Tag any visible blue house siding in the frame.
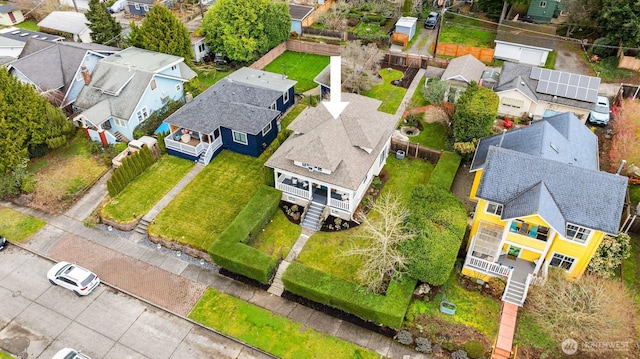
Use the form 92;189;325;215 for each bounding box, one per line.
276;87;295;113
219;117;279;158
291;20;302;35
127;2;150;16
66;53;104;107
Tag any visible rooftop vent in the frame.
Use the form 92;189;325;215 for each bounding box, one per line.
10;30;20;34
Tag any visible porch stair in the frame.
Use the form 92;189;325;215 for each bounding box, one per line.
301;201;324;231
134;217;150;235
502;280;526;306
267;260;289;296
114;131;130;143
198;143;214;165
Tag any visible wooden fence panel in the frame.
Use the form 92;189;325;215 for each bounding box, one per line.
390;138;442;164
435;43;495;63
618;54;640;72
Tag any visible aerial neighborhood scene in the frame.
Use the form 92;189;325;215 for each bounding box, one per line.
2;0;640;357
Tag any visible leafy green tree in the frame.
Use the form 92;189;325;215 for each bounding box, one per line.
127;5;193;65
400;184;467;285
421;78;449;106
201;0;291;62
587;232;631;278
85;0;122;45
598;0;640;48
452;82;498;143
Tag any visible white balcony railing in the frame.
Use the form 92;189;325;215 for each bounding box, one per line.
465;255;513;277
329;198;349;211
165;137;205;156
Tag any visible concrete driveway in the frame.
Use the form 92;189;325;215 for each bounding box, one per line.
0;245;270;359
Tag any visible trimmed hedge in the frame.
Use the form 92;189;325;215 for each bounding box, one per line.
107;146;155;197
429;151;461;190
282;261;417;329
208;185;281;284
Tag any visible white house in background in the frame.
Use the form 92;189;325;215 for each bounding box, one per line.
191;35;210;63
0;3;24;26
494;62;600;121
493;20;556;67
395;17;418;42
265;93;399;230
37;12;92;43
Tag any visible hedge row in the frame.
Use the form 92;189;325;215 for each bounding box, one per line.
107;146;155;197
282;262;416;329
208;185;281;284
429;151;461;190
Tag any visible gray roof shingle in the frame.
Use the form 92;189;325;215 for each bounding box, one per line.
495;21;556;50
441;54;485;84
477;146;627;235
289;4;314;20
37;11;89;35
0;3;18;13
495;62;597;111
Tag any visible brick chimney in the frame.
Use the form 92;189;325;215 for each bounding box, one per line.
81;66;91;85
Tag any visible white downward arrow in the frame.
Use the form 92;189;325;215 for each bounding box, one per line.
322;56;349;119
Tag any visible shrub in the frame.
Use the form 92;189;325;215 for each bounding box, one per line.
587;232;631;278
429;151;461;190
451;349;468;359
453;82;499;143
415;337;432;353
134;100;184;137
396;330;413;345
208;186;281;284
21;175;37;193
464;340;485;359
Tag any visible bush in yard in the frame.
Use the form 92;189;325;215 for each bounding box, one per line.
396;330;413;345
156;132;168;154
453;140;478;163
208;185;281;284
415;337;432;353
464;340;486;359
133;100;184;138
422;77;449;106
401;184;467;285
451;349;468;359
453;82;499;143
428;151;461;190
587;232;631;278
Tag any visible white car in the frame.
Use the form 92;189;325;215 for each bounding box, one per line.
52;348;92;359
588;96;610;126
47;262;100;296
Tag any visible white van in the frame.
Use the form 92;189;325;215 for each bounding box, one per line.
108;0;127;13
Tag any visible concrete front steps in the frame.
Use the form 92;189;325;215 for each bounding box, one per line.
502;280;526;305
301;201;323;231
134;217;150;235
267;260;290;296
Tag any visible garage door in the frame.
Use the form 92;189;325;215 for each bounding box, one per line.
520;48;544;66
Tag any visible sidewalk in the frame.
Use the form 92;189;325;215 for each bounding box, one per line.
2;200;430;359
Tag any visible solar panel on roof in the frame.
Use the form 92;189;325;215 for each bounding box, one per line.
532;68;601;103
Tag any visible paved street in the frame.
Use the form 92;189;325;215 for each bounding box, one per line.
0;244;272;359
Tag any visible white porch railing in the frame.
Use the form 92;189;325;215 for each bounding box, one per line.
200;137;222;165
165;137;205;156
275;175;309;198
329;198;349;211
465;256;513;277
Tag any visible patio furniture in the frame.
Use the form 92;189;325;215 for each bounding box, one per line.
181;134;191;143
529;225;538;238
292;178;298;185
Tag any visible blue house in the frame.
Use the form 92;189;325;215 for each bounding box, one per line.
127;0;168;16
289;4;314;35
163;67;297;164
73;47;197;145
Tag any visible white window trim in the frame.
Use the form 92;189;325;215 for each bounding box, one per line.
175;84;181;92
262;122;272;136
232;130;248;145
137;106;149;122
485;202;503;216
143;4;149;11
548;252;577;272
283;90;289;103
539;1;546;7
113;117;126;127
501;97;524;108
134;3;140;9
563;223;591;245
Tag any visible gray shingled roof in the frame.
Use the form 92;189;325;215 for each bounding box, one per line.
495;21;556;50
289;4;314;20
0;3;18;13
0;28;64;43
265;93;399;190
227;67;297;93
162;78;282;135
37;11;89;35
477;146;627;235
471;112;599;171
441;54;485;84
495;62;597;110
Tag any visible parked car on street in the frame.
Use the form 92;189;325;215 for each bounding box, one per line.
47;262;100;296
0;235;6;251
588;96;611;126
520;15;536;23
52;348;92;359
424;12;439;29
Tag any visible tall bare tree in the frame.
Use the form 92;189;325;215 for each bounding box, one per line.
341;40;383;94
344;194;414;293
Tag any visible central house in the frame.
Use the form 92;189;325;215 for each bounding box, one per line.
265;93;399;230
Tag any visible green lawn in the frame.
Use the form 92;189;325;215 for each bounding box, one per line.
439;14;497;48
263;51;330;93
15;20;38;31
362;69;407;114
297;157;434;281
513;310;560;355
405;271;501;340
351;21;383;35
409;120;448;150
100;155;194;223
407;76;428;109
0;206;46;242
149;151;266;249
621;233;640;343
249;209;301;259
592;56;640;83
189;289;379;359
193;66;233;90
0;351;13;359
544;50;557;69
630;185;640;206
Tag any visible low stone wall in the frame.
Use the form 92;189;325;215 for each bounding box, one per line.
148;235;214;264
100;216;139;232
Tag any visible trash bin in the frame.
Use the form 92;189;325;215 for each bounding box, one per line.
396;150;405;160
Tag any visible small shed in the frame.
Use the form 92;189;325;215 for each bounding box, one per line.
37;11;92;43
289;4;314;35
191;36;210;63
0;3;24;26
395;17;418;42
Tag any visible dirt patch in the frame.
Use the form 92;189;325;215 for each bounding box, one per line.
554;42;594;76
381;62;420;88
450;162;476;215
405;316;491;354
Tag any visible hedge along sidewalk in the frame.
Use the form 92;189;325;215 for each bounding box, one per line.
208;185;282;284
189;288;381;359
100;155;195;224
428;151;461;190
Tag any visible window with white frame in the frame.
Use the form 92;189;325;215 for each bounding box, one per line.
270;103;276;110
565;224;591;244
486;202;503;216
232;130;248;145
549;253;576;271
134;3;140;9
283;90;289;103
262;122;272;136
539;0;546;7
501;97;524;108
136;107;149;122
143;4;149;11
171;65;177;71
113;118;126;127
379;145;387;166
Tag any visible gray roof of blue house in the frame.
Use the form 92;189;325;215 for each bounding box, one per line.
495;62;597;111
227;67;297;93
471;112;599;171
163;74;290;135
477;146;627;235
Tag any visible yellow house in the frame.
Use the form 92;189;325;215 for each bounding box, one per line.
462;112;627;306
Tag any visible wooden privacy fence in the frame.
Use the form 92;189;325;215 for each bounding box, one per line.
384;52;429;69
390;138;442;164
435;43;495;63
618;53;640;72
251;40;340;70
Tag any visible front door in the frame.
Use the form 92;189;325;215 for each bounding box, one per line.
507;245;521;260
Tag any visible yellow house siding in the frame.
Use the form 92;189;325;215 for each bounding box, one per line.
544;230;605;280
462;267;493;282
470;170;483;201
497;89;536;117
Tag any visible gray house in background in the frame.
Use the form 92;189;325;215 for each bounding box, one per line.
289;4;314;35
441;54;485;88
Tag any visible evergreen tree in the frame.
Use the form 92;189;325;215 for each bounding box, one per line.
85;0;122;45
107;178;117;197
127;5;193;65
